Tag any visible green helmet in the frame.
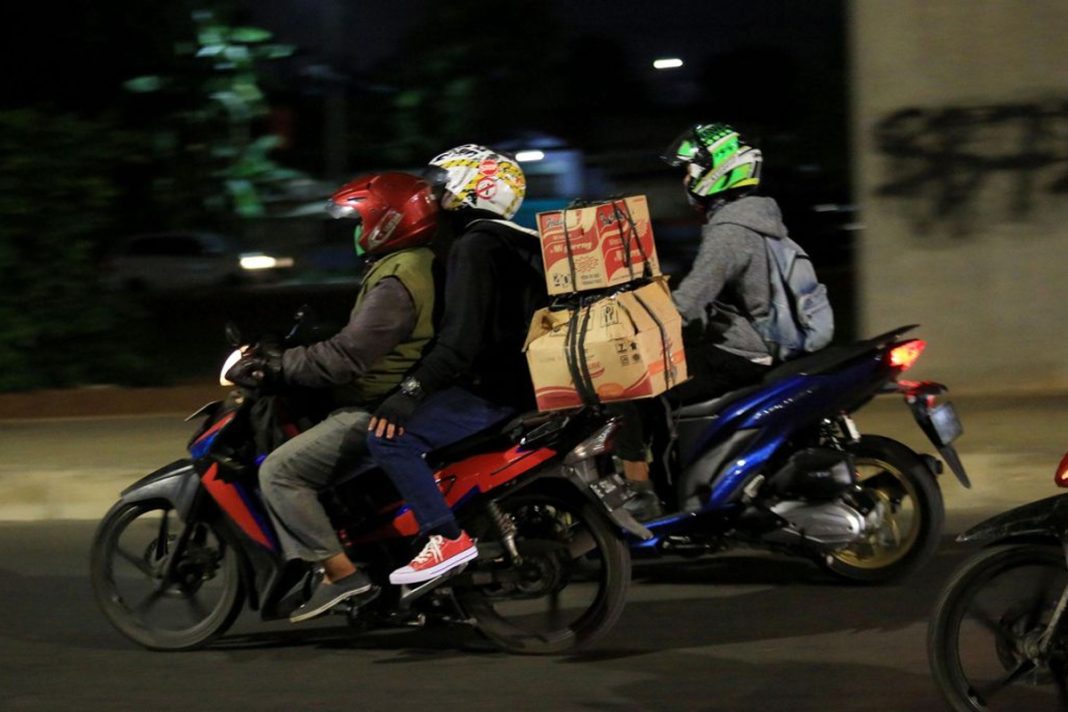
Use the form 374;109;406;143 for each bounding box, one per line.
662;123;762;203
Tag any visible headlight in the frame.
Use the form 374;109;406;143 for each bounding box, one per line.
239;254;295;270
219;348;244;386
564;420;619;465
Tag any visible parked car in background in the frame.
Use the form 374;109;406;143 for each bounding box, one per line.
102;232;295;292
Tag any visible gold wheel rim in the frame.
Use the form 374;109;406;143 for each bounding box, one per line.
831;457;921;569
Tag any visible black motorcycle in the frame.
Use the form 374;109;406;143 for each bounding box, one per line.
928;452;1068;710
90;322;646;655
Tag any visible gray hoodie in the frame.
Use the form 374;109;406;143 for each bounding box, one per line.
672;196;789;363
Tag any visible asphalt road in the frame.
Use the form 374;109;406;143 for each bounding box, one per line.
2;393;1068;710
0;520;983;712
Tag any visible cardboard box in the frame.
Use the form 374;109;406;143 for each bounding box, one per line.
536;196;660;296
523;279;688;412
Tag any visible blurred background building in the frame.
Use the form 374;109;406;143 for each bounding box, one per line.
1;0;1064;392
851;1;1068;391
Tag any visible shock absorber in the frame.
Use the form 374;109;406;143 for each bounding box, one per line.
486;501;522;565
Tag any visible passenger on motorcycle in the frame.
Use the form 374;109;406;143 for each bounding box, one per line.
621;123;827;515
226;172;440;622
366;144;547;586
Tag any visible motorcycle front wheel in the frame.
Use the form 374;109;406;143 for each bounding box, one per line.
928;544;1068;711
90;499;244;651
824;435;944;583
458;491;630;655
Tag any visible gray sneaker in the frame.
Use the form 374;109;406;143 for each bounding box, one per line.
289;570;375;623
625;490;664;521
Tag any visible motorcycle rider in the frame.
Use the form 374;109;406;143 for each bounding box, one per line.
366;144;546;585
663;122;782;398
622;123;824;514
226;172;439;622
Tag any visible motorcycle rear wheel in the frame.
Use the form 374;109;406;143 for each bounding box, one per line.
90;500;244;651
928;544;1068;711
459;492;630;655
824;435;944;583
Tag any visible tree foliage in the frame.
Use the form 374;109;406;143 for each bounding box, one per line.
377;0;570;164
126;8;300;220
0;111;150;390
0;4;302;391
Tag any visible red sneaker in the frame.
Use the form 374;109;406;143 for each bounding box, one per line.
389;531;478;585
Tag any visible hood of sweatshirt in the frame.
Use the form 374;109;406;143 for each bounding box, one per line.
707;196;789;239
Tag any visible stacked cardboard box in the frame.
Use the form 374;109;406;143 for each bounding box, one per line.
536;196;660;295
524;197;688;412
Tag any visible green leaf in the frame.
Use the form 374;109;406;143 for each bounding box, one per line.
232;79;264;105
230;27;273;43
249;134;281;153
124;76;164;93
196;44;225;58
210;145;240;159
257;44;295;60
197;26;226;46
226;178;264;217
209;90;250;120
223;45;251;63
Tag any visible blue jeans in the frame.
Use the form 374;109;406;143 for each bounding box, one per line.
367;387;516;534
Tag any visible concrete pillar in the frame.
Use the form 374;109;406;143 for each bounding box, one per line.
850;1;1068;391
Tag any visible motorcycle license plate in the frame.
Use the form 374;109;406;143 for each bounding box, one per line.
928;401;963;446
588;473;633;511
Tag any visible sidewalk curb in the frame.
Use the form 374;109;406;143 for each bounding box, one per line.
3;381;1068;422
0;383;230;421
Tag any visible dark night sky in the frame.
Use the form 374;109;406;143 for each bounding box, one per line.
246;0;843;76
2;1;844;129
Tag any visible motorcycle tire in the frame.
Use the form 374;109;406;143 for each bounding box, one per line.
824;435;944;583
90;499;244;651
928;543;1068;711
459;492;630;655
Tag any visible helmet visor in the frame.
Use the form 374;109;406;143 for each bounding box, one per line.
661;127;706;167
326;200;358;219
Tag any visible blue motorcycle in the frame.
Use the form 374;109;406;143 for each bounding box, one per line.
632;324;968;583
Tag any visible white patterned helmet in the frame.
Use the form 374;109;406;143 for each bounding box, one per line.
424;144;526;219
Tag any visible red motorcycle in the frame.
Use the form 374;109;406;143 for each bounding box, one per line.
90;326;645;655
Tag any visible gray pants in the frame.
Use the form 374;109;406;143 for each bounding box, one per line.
259;407;372;562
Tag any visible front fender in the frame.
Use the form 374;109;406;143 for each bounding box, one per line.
120;459;201;521
958;494;1068;545
560;463;653;541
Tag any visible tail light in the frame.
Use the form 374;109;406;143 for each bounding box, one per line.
888;339;926;371
1055;451;1068;488
564;420;619;465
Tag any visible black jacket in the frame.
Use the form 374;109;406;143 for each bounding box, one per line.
409;217;546;410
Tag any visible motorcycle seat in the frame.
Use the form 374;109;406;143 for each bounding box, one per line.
424;411;546;468
761;342;871;382
675;384;765;418
760;324;917;382
674;326;919;420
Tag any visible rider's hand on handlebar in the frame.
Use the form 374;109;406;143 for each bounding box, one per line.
224;345;283;390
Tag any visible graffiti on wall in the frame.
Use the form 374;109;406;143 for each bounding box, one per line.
874;101;1068;235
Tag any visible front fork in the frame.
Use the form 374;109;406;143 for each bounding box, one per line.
1037;539;1068;656
158;487;209;590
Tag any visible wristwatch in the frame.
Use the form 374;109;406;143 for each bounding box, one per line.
399;376;425;400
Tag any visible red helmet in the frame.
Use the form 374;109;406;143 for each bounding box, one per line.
326;172;439;256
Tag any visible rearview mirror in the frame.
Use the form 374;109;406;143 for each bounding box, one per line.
225;322;242;347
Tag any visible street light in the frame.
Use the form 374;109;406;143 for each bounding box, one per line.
515;150;545;162
653;58;684;70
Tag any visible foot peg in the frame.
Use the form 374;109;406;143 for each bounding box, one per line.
398;563;469;608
